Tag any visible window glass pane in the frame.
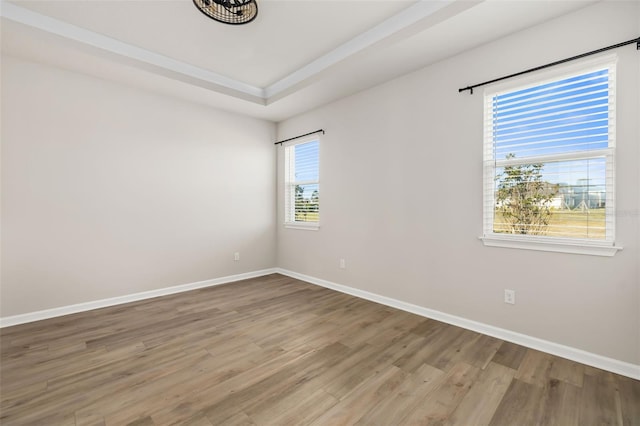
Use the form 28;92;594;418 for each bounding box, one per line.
492;69;609;160
285;138;320;225
295;141;319;181
493;158;606;239
485;63;615;247
293;183;319;222
494;69;608;105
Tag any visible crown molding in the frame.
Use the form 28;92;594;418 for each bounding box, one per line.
0;0;266;102
1;0;469;106
263;0;457;100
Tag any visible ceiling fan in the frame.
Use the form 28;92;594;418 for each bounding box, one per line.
193;0;258;25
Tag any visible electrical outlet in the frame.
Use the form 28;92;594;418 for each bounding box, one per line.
339;258;346;269
234;252;240;261
504;289;515;304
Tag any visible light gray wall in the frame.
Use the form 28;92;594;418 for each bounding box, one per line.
1;56;277;317
277;1;640;365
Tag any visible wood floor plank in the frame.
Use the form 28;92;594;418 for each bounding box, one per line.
398;362;481;425
392;326;458;373
324;331;427;399
181;415;215;426
488;378;544;426
451;334;504;371
413;326;469;371
615;373;640;425
126;416;156;426
514;348;554;387
579;372;621;426
252;388;338;426
364;311;427;347
354;363;446;426
0;380;48;408
1;274;637;425
7;348;212;424
492;341;527;370
309;364;407;425
101;345;289;425
444;361;515;426
549;356;585;388
244;343;378;424
201;342;352;423
408;318;448;339
148;344;317;425
218;411;256;426
75;409;106;426
46;339;196;393
428;329;482;370
538;379;581;426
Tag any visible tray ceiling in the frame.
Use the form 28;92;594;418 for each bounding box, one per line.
1;0;596;121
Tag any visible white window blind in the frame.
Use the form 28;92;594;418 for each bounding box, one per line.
284;139;319;227
483;58;619;254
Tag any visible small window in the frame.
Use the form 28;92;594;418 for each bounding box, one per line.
482;57;620;256
284;138;319;229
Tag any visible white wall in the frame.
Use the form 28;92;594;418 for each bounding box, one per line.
277;1;640;365
1;56;276;317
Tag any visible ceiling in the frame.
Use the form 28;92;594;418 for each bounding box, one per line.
1;0;596;122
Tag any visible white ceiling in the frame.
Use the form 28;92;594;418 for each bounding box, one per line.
1;0;596;122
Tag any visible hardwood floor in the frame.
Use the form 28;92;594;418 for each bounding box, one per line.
1;274;638;425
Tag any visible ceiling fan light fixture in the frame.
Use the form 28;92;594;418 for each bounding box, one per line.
193;0;258;25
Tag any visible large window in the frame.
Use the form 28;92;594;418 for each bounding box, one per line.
284;138;319;229
482;57;620;256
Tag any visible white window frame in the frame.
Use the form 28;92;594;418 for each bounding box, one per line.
283;136;320;230
480;55;622;256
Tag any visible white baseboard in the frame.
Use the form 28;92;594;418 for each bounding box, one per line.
0;268;277;328
275;268;640;381
3;267;637;380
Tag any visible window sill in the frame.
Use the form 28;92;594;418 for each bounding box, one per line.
284;222;320;231
480;235;622;257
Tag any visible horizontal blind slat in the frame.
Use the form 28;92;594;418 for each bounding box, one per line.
484;64;614;242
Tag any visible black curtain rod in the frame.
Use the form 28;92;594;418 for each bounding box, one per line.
459;37;640;94
274;129;325;145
